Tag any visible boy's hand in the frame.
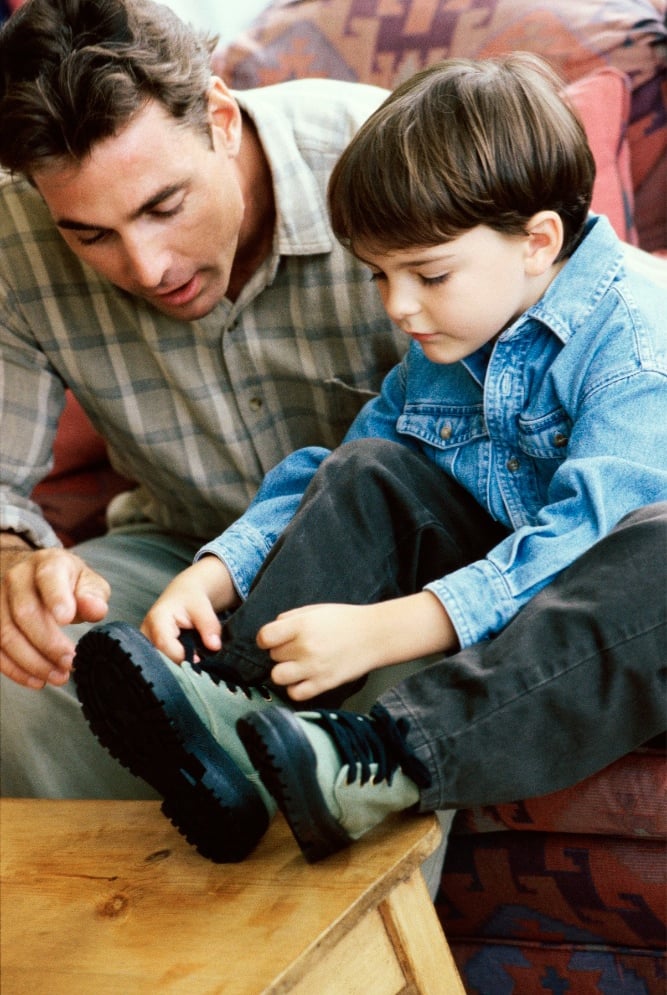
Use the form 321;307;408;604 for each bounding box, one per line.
141;556;238;663
257;603;381;701
257;592;459;701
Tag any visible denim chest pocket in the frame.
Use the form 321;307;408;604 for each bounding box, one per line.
397;405;487;451
516;408;572;459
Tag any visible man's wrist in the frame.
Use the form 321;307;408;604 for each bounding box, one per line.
0;530;39;551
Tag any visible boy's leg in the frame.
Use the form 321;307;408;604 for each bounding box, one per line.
0;528;198;798
215;438;508;691
384;501;667;811
238;503;666;861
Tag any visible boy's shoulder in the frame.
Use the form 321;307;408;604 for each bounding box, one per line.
621;243;667;294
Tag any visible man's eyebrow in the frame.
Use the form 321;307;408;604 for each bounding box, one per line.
55;183;185;232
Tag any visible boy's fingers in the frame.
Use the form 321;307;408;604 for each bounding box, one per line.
256;617;292;649
270;660;304;687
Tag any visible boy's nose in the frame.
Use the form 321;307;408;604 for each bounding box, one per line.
384;284;421;326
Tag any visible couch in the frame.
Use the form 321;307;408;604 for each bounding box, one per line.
25;1;667;992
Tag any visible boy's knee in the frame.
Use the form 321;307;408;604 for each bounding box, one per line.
325;438;411;479
616;501;667;533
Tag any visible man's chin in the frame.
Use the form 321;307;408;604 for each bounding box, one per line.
147;280;226;321
151;295;218;321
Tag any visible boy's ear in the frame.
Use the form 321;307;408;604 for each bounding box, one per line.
524;211;564;275
206;76;243;156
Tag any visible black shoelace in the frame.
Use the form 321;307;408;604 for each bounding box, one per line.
310;704;431;790
179;628;272;700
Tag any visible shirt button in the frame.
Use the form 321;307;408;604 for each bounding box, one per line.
249;396;263;412
440;423;453;440
506;457;520;472
553;432;568;448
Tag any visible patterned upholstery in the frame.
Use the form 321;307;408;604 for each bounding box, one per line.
439;738;666;993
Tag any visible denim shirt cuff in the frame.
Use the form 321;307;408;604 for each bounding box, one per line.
195;522;276;601
425;560;517;648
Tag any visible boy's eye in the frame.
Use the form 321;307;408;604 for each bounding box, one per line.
420;272;449;286
368;270;386;282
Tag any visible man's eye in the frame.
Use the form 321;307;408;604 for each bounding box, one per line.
151;200;184;219
77;230;109;246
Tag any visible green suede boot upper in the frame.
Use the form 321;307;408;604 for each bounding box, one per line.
164;655;278;817
237;704;432;862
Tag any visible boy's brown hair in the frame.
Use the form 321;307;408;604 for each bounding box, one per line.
0;0;217;177
328;53;595;261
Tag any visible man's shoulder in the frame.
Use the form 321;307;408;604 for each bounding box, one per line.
236;78;388;142
0;169;53;235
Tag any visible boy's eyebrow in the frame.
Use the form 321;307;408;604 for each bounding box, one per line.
55;183;185;232
356;250;456;268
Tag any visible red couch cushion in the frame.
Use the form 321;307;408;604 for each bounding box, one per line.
31;391;132;547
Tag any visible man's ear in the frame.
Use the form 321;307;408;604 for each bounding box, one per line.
524;211;564;275
207;76;243;156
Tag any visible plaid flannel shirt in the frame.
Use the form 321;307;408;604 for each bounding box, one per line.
0;79;405;546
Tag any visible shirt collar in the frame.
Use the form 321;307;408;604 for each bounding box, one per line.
518;214;624;345
234;87;333;258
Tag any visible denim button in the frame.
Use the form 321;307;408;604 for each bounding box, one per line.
553;432;568;448
506;457;520;472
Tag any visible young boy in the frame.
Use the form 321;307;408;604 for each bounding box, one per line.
73;54;666;865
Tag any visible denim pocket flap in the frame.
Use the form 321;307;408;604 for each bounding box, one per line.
517;408;572;458
397;405;487;450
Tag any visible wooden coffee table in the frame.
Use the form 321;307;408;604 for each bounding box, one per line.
1;799;464;994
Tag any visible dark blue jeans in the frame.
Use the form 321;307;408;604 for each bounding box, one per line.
218;439;666;811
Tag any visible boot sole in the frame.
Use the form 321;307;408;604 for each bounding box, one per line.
237;709;351;863
73;622;269;862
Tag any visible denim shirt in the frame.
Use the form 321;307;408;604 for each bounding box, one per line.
199;216;667;647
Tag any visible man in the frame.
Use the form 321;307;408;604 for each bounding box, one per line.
0;0;405;798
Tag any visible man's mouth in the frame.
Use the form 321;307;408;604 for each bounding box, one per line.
153;273;201;307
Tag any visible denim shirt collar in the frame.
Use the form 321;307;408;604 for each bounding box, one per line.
503;214;624;347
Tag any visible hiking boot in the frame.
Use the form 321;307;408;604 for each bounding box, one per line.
237;704;431;863
73;621;277;862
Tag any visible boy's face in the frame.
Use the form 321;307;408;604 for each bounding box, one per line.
356;226;543;364
32;90;245;321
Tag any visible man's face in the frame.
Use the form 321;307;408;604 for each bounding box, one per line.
33;90;245;320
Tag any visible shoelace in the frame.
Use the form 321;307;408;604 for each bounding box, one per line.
179;628;272;701
310;704;431;790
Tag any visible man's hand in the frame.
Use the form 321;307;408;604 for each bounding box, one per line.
0;546;110;689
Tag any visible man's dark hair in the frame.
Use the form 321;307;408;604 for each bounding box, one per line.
0;0;218;176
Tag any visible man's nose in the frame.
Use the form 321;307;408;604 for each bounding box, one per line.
122;231;170;288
